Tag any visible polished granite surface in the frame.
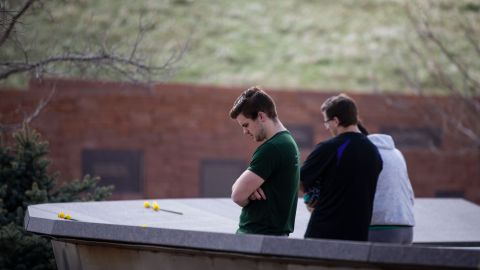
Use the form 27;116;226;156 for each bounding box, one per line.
25;198;480;269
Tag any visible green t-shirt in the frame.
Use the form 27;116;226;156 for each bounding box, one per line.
237;130;300;235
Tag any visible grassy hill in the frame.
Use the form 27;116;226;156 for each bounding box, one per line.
2;0;479;93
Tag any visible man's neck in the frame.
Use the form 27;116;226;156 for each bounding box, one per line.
265;119;286;140
336;124;360;135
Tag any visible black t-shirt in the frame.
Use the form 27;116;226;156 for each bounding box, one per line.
301;132;383;241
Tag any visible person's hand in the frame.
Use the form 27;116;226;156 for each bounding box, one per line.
303;187;320;212
305;198;317;213
249;187;266;201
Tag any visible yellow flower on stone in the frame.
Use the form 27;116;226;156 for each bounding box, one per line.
144;201;151;208
65;215;72;220
152;202;160;211
58;212;65;219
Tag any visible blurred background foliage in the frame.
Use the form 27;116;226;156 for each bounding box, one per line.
1;0;479;93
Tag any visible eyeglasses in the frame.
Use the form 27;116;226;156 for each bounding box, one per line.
323;118;334;128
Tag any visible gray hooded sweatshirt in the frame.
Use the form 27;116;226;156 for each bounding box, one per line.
368;134;415;226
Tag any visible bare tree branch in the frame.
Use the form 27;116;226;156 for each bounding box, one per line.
460;14;480;57
421;24;480;96
129;16;151;62
399;1;480;146
23;84;55;123
393;50;422;95
1;0;191;86
0;40;187;82
0;0;36;47
0;1;189;132
0;84;56;133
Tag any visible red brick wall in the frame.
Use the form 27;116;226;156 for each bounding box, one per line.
1;79;479;203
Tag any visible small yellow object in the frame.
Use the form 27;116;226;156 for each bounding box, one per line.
144;201;151;208
152;202;160;211
58;212;65;219
142;224;148;227
65;215;72;220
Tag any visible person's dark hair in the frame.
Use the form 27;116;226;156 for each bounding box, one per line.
320;94;358;127
229;86;278;120
357;122;369;135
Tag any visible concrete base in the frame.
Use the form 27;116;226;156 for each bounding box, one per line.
51;239;412;270
25;198;480;269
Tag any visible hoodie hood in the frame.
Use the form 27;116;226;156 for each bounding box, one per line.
368;134;395;150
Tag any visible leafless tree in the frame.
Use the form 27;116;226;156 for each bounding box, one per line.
396;1;480;147
0;0;188;132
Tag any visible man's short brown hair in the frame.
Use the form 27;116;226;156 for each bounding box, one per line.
229;86;278;120
321;94;358;127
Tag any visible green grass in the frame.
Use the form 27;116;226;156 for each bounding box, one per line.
1;0;479;93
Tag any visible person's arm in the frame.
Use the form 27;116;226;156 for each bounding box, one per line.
231;170;265;207
300;142;335;191
249;187;266;201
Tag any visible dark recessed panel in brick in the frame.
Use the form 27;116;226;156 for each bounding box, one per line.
435;190;465;199
379;127;442;149
287;124;314;149
82;149;143;193
200;160;246;198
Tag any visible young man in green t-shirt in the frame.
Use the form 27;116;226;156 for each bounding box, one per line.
229;86;300;236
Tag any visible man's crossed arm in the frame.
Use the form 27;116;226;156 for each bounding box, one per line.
231;170;266;207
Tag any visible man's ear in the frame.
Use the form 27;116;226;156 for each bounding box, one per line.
258;111;266;121
333;116;340;126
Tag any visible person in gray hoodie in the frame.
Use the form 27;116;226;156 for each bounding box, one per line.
367;133;415;244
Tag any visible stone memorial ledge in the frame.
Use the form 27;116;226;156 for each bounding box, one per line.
25;198;480;270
